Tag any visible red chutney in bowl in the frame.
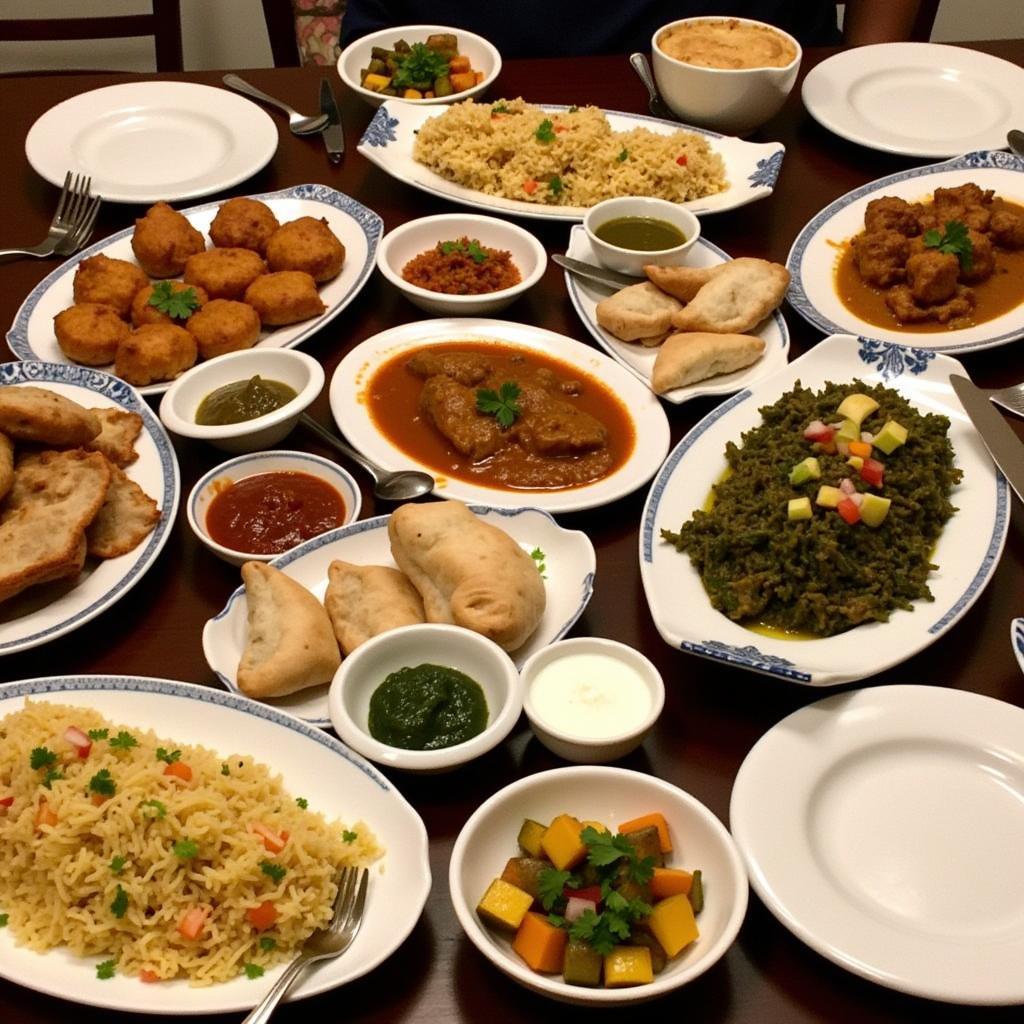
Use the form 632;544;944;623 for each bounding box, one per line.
206;471;346;555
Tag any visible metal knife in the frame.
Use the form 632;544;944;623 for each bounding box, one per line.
950;373;1024;503
319;78;344;163
552;254;641;291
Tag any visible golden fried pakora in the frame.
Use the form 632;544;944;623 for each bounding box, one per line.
131;281;209;327
244;271;326;326
265;217;345;282
54;303;130;366
114;323;197;387
72;254;149;319
209;197;280;255
130;201;206;278
184;247;267;300
186;299;261;359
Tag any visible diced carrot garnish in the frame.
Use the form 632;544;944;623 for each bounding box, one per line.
246;900;279;931
676;154;688;166
35;800;58;830
0;795;14;809
177;906;209;940
522;179;539;195
848;440;872;458
91;793;107;807
139;969;160;983
164;762;193;783
474;70;484;84
449;71;476;93
448;55;470;74
250;822;288;853
651;866;694;899
618;812;672;853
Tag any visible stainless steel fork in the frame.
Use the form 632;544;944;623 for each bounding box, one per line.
0;172;100;260
241;866;368;1024
983;383;1024;419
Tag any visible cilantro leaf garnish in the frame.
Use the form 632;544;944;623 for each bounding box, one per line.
568;104;579;113
439;237;489;264
0;913;9;927
89;769;116;798
548;175;564;196
140;799;166;819
259;936;277;951
617;148;629;162
96;959;117;980
466;239;488;263
30;746;57;771
110;856;127;875
109;731;138;751
581;826;655;884
147;281;200;321
392;41;448;91
244;962;265;979
530;547;547;577
260;860;286;883
295;797;308;810
87;728;109;741
221;763;230;776
156;747;181;764
923;219;974;271
42;768;64;790
173;839;198;859
342;829;358;844
535;118;556;143
491;102;509;114
475;381;521;429
110;884;128;919
537;868;574;912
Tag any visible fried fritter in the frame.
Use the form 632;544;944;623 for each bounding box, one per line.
86;463;160;559
243;271;326;326
0;432;12;502
186;299;261;359
131;201;206;278
209;197;280;255
53;302;130;366
86;408;144;468
184;247;267;300
265;217;345;282
115;324;197;387
0;385;100;446
131;281;209;327
72;254;149;319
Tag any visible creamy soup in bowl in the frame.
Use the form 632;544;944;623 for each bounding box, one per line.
657;18;797;70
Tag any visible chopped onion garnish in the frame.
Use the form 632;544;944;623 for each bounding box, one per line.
564;896;597;923
861;431;874;443
839;478;856;495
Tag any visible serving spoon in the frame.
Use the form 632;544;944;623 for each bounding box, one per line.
1008;130;1024;158
629;52;678;122
299;414;434;502
222;74;328;136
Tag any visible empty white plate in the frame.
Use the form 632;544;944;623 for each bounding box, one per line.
730;684;1024;1004
25;82;278;203
802;43;1024;158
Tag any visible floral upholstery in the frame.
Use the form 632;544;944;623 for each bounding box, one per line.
291;0;347;66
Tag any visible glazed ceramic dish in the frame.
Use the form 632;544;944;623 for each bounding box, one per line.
639;334;1009;686
0;675;431;1015
731;684;1024;1004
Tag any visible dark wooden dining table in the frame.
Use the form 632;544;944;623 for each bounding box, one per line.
2;39;1023;1024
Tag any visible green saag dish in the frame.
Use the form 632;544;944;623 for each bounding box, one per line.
661;380;961;637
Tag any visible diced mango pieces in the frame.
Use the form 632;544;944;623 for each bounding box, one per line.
860;493;891;527
476;878;533;932
650;866;694;900
815;485;843;508
512;912;567;973
648;893;700;958
617;812;672;854
517;818;546;858
789;457;821;485
362;72;391;92
579;819;609;835
846;455;864;471
788;496;812;521
541;814;587;871
603;946;654;988
874;419;908;454
835;417;860;443
837;393;879;426
563;939;603;987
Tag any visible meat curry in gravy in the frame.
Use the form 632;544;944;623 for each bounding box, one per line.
367;342;635;491
835;183;1024;332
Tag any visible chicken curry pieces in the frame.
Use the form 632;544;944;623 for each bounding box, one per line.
368;343;634;490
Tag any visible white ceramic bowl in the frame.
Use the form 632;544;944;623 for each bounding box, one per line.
652;17;801;135
521;638;665;763
158;348;324;453
376;213;547;316
338;25;501;108
186;449;362;566
449;765;749;1005
328;623;523;772
583;197;700;277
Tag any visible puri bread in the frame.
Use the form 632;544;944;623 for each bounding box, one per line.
86;408;143;468
115;323;197;387
0;385;100;446
244;271;325;326
85;463;160;559
186;299;261;359
670;258;790;334
388;499;545;652
54;303;130;365
651;332;766;393
0;433;12;502
131;281;208;327
324;561;426;655
72;254;149;319
237;561;341;699
644;263;724;302
130;201;205;278
595;282;683;342
265;217;345;282
209;197;280;255
184;247;267;300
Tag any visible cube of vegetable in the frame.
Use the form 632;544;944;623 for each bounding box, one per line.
788;497;812;521
848;440;872;458
688;869;704;914
860;493;891;527
563;939;603;987
512;912;567;973
477;878;534;932
500;857;549;902
789;457;821;485
846;455;864;471
541;814;587;871
835;417;860;443
629;927;668;973
618;813;672;853
648;893;700;958
362;73;392;92
579;819;609;835
815;485;843;508
450;71;477;93
619;824;665;867
517;818;547;859
836;496;862;525
874;419;908;455
604;946;654;987
650;866;693;900
448;54;471;74
837;393;879;426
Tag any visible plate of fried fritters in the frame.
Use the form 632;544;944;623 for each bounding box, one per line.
7;184;383;396
0;361;178;655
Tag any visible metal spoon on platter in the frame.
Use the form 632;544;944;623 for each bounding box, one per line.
1008;130;1024;158
629;52;678;122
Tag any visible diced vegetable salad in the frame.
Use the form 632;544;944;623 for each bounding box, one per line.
476;811;703;988
359;34;484;99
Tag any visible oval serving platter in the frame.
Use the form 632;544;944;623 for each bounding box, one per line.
639;334;1009;686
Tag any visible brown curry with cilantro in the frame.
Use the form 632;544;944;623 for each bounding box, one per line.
366;342;634;491
401;237;522;295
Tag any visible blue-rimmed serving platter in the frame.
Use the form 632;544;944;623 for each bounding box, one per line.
0;361;179;655
7;184;383;396
639;334;1009;687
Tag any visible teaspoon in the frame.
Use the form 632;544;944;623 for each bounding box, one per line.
1008;130;1024;158
299;414;434;502
629;52;677;122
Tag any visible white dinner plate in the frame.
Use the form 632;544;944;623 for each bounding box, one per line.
730;684;1024;1004
203;505;597;727
7;184;383;397
0;676;430;1015
639;334;1009;687
25;82;278;203
801;43;1024;158
564;224;790;404
357;100;785;221
786;150;1024;354
0;362;178;656
329;318;671;513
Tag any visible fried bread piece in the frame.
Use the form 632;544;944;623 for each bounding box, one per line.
324;561;426;655
595;282;683;342
644;263;724;302
0;386;100;446
670;258;789;334
86;464;159;559
0;432;13;502
652;332;765;394
85;408;144;468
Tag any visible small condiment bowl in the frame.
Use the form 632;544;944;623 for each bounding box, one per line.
376;213;547;316
583;196;700;277
651;17;801;135
520;637;665;763
337;24;502;108
158;348;324;454
449;765;749;1005
187;449;361;566
328;623;523;773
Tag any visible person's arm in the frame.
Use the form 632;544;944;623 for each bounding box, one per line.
842;0;923;45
